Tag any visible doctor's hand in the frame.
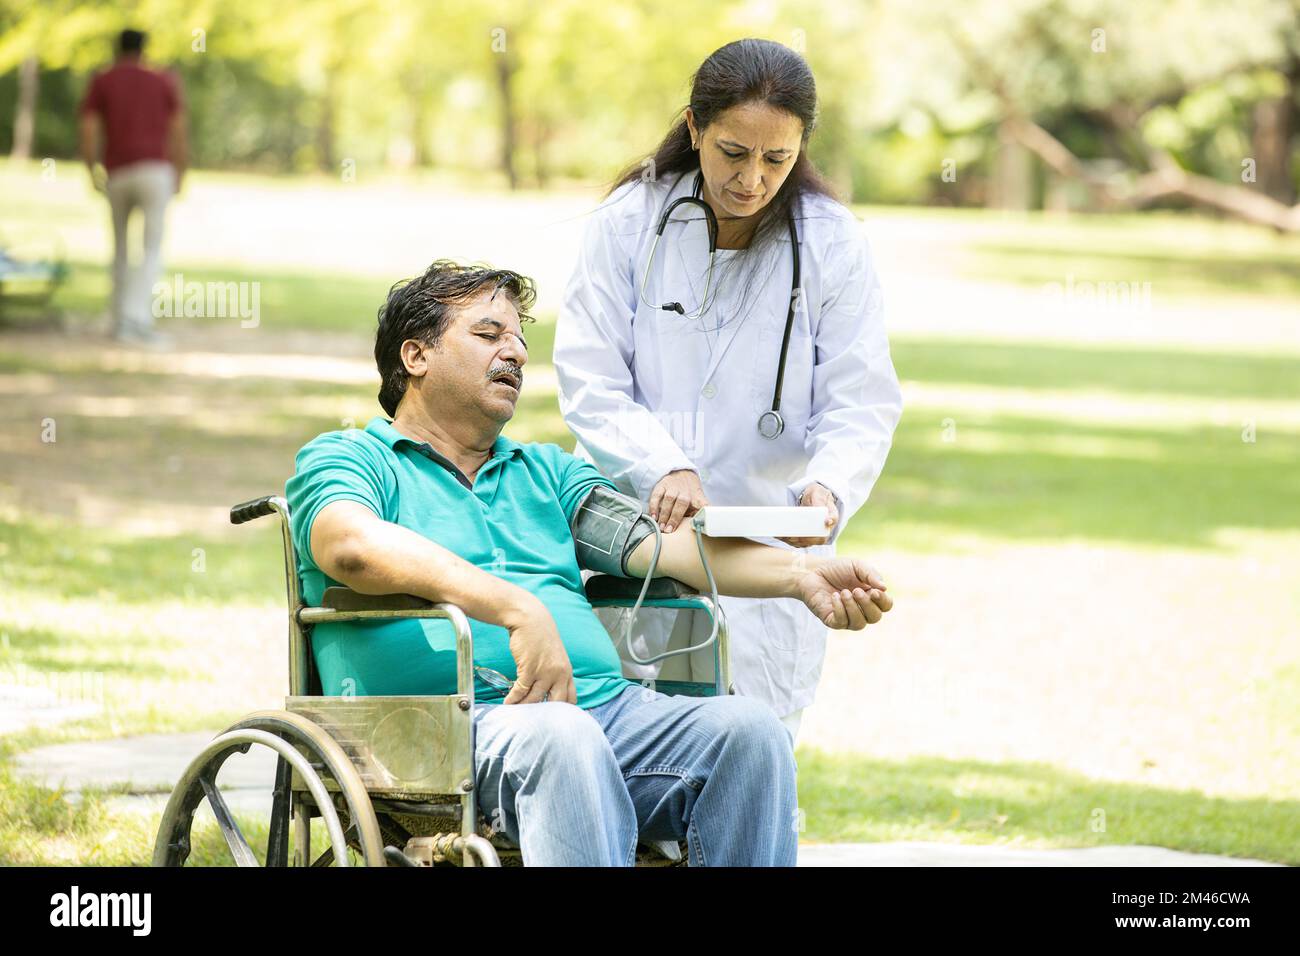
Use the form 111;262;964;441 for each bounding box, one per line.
779;482;839;548
649;469;709;533
502;595;577;705
795;557;892;630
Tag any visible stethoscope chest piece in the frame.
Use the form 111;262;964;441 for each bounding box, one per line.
757;409;785;440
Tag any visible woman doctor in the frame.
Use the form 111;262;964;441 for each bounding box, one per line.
554;38;903;740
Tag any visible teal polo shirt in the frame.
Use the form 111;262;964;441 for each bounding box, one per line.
285;417;633;709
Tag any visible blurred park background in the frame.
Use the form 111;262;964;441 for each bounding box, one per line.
1;0;1298;864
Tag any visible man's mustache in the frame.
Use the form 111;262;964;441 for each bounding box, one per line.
488;363;524;389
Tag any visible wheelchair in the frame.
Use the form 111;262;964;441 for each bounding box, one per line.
152;494;732;867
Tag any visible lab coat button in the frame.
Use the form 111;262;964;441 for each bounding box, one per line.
702;384;717;399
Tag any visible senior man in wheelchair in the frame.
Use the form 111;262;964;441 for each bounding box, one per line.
285;259;892;867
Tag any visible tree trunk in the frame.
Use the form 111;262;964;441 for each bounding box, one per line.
11;55;39;161
990;119;1033;210
1250;60;1297;205
317;59;341;174
532;120;550;189
411;92;433;167
495;51;518;190
1004;113;1300;232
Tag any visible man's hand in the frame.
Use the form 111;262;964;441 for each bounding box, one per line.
779;482;839;547
649;468;708;532
88;164;108;194
502;595;577;705
795;557;892;629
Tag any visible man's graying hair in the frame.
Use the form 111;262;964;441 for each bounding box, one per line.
374;260;536;417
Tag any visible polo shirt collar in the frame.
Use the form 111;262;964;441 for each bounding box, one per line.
365;417;523;461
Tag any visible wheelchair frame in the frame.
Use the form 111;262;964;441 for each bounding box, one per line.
152;494;732;867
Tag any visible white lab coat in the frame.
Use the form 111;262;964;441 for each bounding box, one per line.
553;171;903;717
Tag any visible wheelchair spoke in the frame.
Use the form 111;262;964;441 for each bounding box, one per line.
199;775;259;867
310;845;334;868
311;823;359;867
265;756;292;867
154;719;380;867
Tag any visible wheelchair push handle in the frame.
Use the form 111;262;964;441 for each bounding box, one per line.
230;495;283;525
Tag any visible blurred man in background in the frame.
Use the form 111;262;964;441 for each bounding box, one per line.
78;29;187;347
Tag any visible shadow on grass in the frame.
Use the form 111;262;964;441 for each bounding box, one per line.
1;353;570;539
3;390;1295;561
8;259;389;336
5;308;1298;554
960;242;1300;300
855;412;1300;549
892;338;1300;402
0;518;284;604
797;750;1299;864
0;623;176;678
11;259;563;355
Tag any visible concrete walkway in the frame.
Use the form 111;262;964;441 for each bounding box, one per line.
10;731;1284;866
14;732;278;817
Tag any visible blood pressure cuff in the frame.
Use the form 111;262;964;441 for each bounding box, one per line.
570;484;656;578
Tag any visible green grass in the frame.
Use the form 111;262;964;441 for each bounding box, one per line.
4;257;393;334
3;255;568;344
0;758;281;866
10;336;1295;557
2;167;1298;865
2;350;1296;862
865;410;1300;551
0;515;283;605
797;751;1300;865
960;238;1300;301
892;338;1300;402
854;204;1300;301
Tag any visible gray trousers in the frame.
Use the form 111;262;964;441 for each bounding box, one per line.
106;160;174;333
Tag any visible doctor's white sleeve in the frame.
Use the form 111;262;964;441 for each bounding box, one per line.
554;209;697;502
787;222;903;546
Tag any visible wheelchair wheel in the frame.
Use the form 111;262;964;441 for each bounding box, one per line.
152;710;386;867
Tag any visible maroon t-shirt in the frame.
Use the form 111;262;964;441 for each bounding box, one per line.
80;60;182;172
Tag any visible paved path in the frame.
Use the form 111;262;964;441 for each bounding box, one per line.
10;732;1284;866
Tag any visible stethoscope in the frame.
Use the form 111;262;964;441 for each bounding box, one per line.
638;171;801;440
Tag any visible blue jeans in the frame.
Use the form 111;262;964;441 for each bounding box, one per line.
472;684;798;866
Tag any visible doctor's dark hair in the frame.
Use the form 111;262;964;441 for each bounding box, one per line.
373;260;537;417
608;37;835;247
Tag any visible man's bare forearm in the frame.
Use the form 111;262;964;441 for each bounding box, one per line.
625;523;810;599
169;113;188;176
79;114;99;169
310;501;537;629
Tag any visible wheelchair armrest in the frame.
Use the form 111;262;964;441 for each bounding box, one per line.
584;575;697;603
318;587;432;612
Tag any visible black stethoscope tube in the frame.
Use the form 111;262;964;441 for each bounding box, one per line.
645;171;801;439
